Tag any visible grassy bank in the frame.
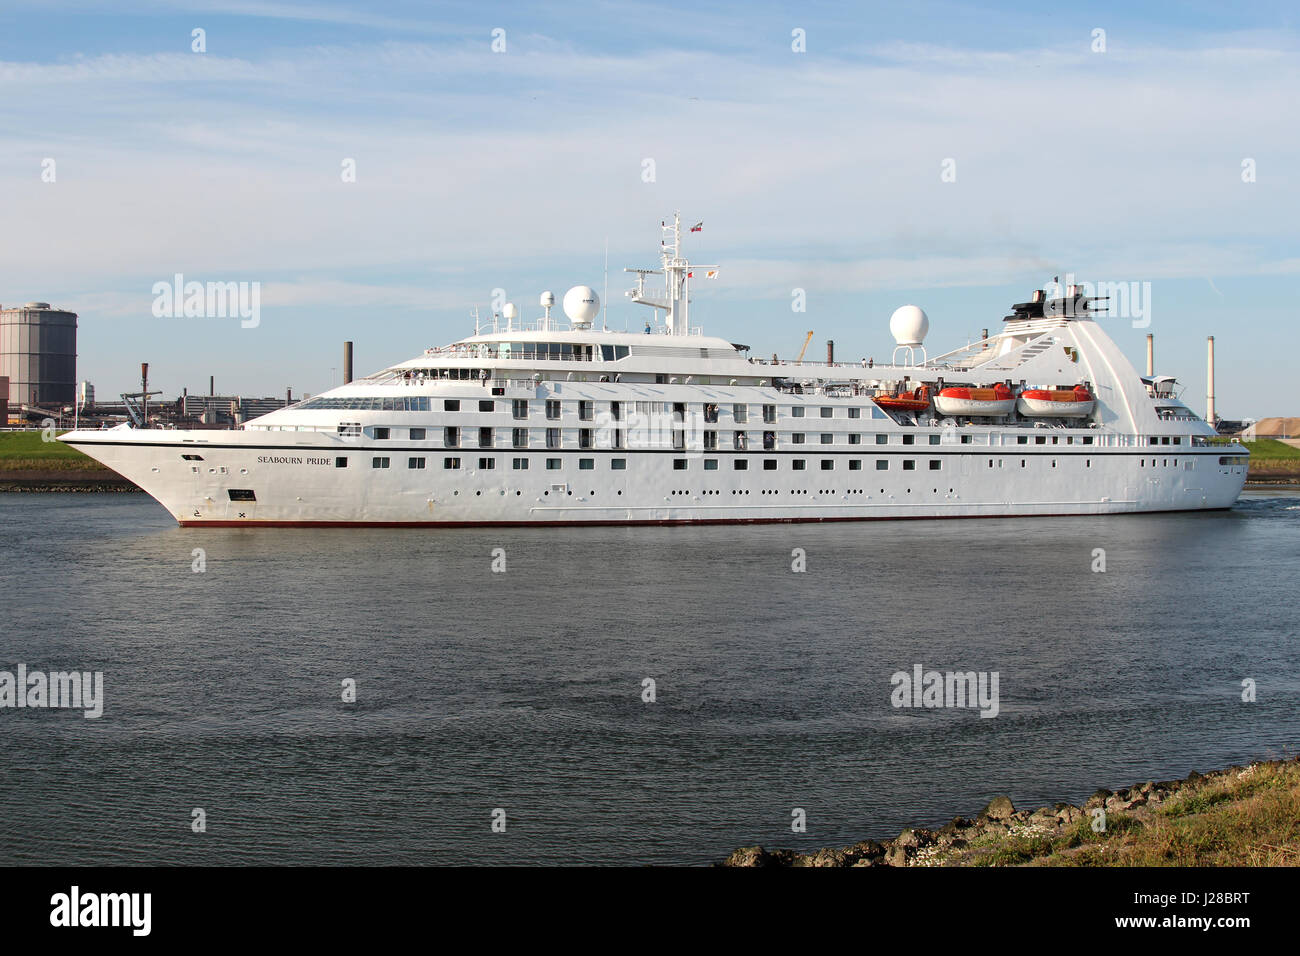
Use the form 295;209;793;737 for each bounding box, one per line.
722;757;1300;867
1241;439;1300;478
0;431;102;471
1241;438;1300;461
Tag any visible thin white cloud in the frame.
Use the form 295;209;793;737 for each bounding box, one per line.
2;31;1297;301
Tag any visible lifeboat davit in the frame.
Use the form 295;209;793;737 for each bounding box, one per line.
1016;385;1095;418
874;385;932;413
933;384;1014;417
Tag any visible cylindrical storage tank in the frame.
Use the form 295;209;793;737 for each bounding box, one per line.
0;303;78;407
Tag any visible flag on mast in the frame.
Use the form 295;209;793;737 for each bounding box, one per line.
690;221;703;232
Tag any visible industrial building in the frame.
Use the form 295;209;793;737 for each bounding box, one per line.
0;301;78;411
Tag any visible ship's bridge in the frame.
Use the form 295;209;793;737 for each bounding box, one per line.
387;329;744;371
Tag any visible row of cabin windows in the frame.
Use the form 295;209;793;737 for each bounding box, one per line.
1015;435;1097;446
347;429;1115;455
362;409;1107;447
672;459;937;471
406;400;883;423
356;427;1057;449
345;455;1153;472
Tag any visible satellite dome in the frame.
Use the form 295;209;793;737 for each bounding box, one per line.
502;302;518;320
563;286;600;326
889;305;929;347
539;291;555;308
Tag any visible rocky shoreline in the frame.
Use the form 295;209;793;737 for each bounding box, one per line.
722;756;1300;867
0;468;140;492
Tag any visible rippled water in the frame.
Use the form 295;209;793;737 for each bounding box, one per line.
1;491;1297;864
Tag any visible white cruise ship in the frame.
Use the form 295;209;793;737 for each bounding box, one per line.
62;214;1249;526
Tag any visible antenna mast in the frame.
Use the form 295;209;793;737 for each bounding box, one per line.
626;211;715;336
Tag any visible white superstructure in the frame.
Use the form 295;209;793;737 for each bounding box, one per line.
62;214;1249;526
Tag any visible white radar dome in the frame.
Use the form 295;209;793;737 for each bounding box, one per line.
540;291;555;308
502;302;518;320
563;285;600;326
889;305;929;347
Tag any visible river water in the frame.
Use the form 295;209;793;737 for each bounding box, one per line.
1;491;1297;864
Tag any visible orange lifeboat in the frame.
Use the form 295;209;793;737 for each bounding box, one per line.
933;383;1014;417
1016;385;1095;418
874;385;932;413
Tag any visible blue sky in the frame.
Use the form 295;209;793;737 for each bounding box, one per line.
1;0;1296;418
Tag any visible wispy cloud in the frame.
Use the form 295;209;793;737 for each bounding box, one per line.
1;4;1296;408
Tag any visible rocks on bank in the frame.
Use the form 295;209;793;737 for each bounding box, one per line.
721;757;1300;867
0;468;139;492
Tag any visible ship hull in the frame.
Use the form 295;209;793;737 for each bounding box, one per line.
60;430;1250;526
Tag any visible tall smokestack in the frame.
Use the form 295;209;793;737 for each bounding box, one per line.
1207;336;1216;426
141;363;149;426
209;375;214;397
826;340;834;364
981;329;988;341
344;341;354;385
1146;334;1154;376
286;387;292;406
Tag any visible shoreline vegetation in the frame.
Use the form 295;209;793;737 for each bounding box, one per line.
0;432;1297;491
722;757;1300;867
0;432;138;491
